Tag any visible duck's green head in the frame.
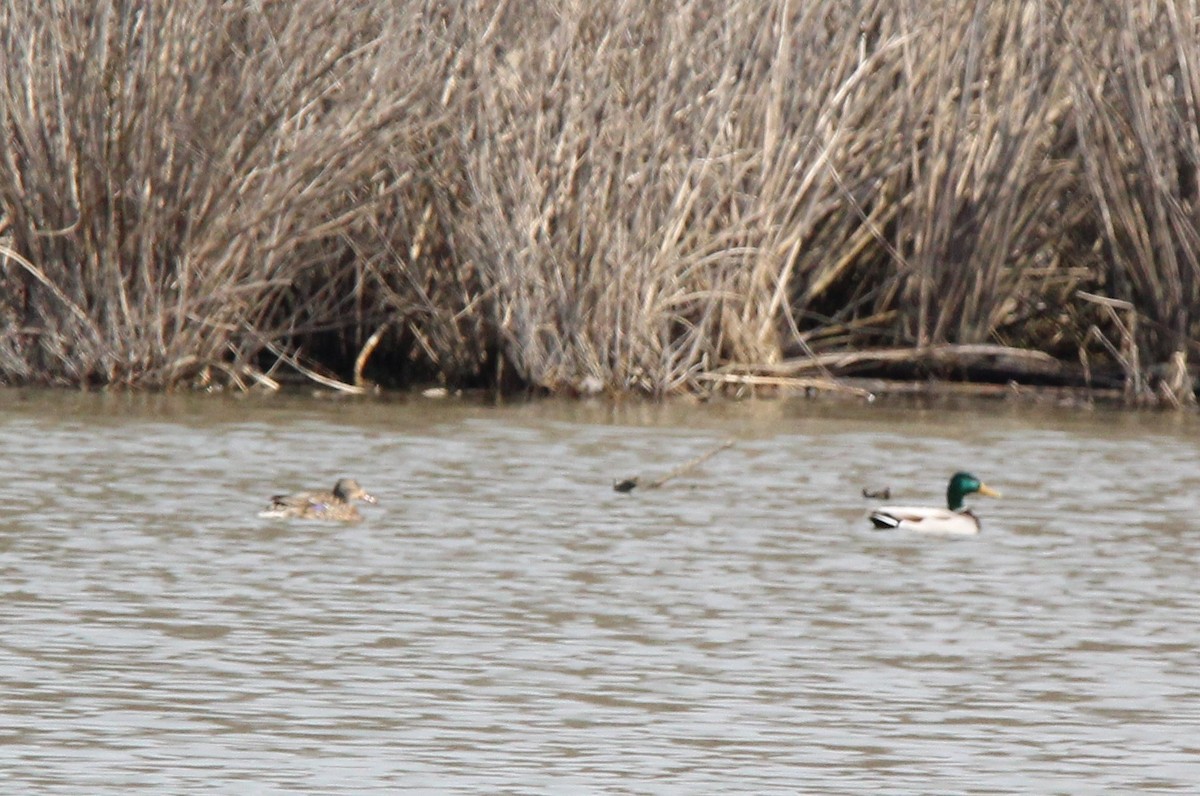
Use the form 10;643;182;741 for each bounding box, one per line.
947;471;1001;511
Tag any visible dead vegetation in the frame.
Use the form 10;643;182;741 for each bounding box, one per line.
0;0;1196;405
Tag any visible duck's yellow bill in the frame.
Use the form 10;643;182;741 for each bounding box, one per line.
978;483;1002;498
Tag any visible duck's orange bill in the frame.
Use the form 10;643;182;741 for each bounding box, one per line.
978;483;1002;498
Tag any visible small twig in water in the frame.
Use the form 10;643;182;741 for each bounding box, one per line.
613;439;735;493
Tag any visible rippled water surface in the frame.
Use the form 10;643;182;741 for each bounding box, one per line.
1;390;1198;793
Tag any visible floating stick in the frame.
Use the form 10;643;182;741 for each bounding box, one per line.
614;439;735;493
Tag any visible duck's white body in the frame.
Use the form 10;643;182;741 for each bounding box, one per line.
868;505;981;535
867;472;999;535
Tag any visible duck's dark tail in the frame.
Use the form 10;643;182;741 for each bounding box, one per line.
868;511;901;529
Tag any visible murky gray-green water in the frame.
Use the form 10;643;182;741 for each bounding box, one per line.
0;389;1197;793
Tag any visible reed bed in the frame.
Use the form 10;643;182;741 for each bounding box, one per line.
0;0;1196;404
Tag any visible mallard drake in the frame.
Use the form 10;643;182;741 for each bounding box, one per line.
259;478;378;522
868;472;1000;535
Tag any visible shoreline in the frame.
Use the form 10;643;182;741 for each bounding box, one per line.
0;372;1191;413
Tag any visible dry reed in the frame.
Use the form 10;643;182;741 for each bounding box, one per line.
0;0;1196;404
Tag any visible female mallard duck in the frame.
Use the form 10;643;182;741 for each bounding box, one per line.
868;472;1000;535
259;478;378;522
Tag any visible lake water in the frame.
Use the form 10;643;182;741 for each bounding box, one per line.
0;389;1197;793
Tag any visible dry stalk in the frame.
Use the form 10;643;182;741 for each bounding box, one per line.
614;439;735;493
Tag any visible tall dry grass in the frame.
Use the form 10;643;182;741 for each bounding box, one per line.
0;0;1196;402
1065;1;1200;401
0;0;451;387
